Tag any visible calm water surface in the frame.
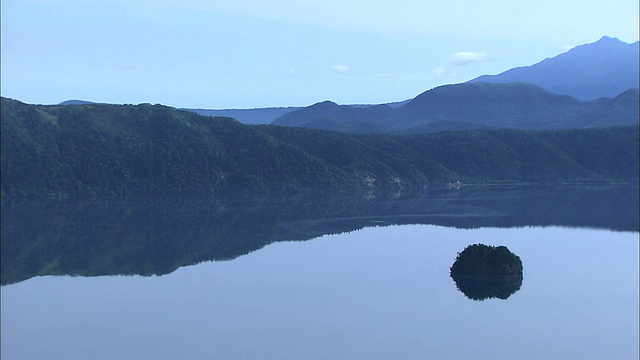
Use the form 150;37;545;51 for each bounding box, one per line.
2;186;638;359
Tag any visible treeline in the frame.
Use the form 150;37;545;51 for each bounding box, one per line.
1;97;638;197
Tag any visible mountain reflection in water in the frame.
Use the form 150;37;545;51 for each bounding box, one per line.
1;184;637;285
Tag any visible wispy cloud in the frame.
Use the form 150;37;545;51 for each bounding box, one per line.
432;65;457;81
331;64;350;75
448;51;487;65
433;50;487;82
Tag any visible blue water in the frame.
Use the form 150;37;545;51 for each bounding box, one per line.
2;224;638;360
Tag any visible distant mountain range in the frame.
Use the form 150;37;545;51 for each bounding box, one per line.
271;36;639;134
272;83;638;133
58;36;638;131
184;107;303;125
470;36;639;101
179;100;410;125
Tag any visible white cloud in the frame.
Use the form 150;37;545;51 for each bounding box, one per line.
448;51;488;65
331;64;350;75
432;66;449;80
433;51;487;82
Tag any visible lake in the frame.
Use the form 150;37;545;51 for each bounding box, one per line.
1;184;638;359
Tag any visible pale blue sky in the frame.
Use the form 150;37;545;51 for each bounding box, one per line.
1;0;638;108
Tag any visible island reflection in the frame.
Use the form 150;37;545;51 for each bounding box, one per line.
1;184;637;285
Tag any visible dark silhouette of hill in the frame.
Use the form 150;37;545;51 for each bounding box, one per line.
272;82;639;133
470;36;639;101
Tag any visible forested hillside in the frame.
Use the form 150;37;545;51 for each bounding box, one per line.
1;97;637;197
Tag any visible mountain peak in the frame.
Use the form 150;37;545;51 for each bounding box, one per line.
312;100;338;107
469;36;639;101
595;35;623;43
568;35;632;53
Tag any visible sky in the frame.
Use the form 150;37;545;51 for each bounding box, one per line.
1;0;638;109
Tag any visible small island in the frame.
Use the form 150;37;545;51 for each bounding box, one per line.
450;244;523;300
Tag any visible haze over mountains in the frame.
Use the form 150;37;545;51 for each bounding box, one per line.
178;36;638;128
186;107;303;125
58;36;638;131
271;36;639;134
273;83;638;133
470;36;639;101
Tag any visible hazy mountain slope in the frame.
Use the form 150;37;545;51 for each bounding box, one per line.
272;36;639;134
577;89;640;128
59;102;302;125
184;107;302;125
470;36;639;101
389;82;585;130
272;82;639;133
272;101;394;132
59;100;98;106
183;101;407;125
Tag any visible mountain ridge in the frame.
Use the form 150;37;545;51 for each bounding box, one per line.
271;82;639;133
271;36;639;134
469;36;639;101
56;37;637;126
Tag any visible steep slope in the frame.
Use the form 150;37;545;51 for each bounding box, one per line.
470;36;639;101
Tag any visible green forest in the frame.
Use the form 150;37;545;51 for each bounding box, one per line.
1;97;638;197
